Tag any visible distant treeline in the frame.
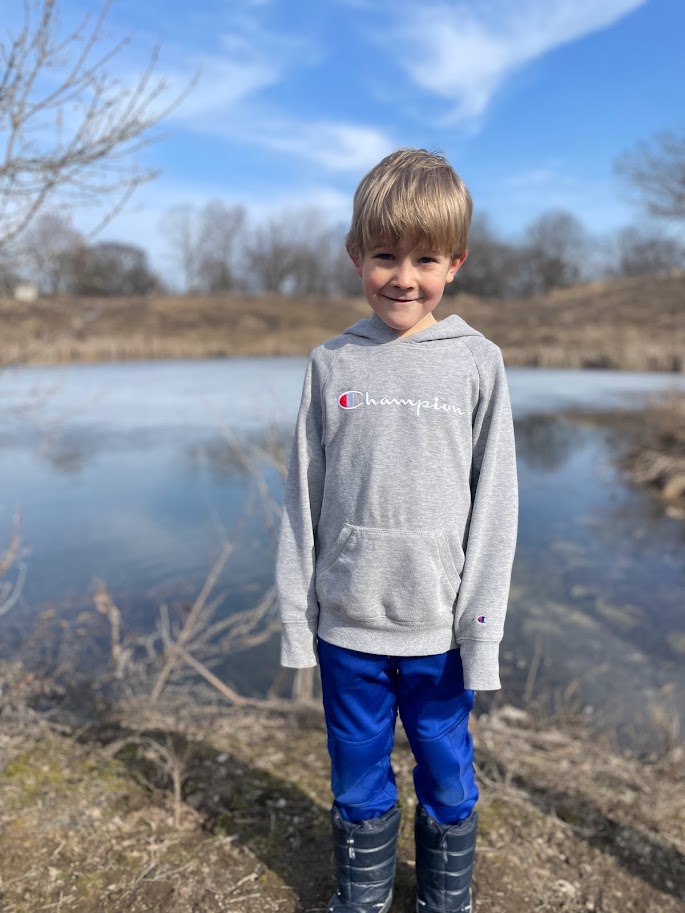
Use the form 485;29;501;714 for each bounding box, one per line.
3;201;685;300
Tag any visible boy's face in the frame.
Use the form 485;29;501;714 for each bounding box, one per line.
349;238;466;338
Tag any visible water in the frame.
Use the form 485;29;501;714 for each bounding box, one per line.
1;359;684;748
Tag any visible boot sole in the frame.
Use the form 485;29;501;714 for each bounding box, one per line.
380;892;393;913
329;889;393;912
416;885;473;912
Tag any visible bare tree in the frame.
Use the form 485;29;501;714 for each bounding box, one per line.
454;215;524;299
195;200;246;293
0;254;21;296
161;204;199;293
615;128;685;222
63;239;160;295
0;0;194;249
245;207;339;295
613;225;685;278
16;209;83;294
288;209;337;296
245;214;297;294
330;243;362;297
524;209;588;293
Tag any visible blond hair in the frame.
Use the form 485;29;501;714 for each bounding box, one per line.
346;148;472;261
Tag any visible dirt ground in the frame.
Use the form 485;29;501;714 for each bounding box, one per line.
1;664;683;913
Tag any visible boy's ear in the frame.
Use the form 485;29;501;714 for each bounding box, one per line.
346;242;363;277
446;250;468;283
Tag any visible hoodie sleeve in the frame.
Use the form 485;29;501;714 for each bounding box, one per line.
275;353;326;668
455;340;518;691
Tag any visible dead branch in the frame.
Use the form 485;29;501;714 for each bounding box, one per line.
189;585;279;657
94;579;133;679
0;0;197;247
150;538;235;701
106;733;189;828
0;513;28;618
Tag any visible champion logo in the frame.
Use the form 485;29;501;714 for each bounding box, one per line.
477;615;488;625
338;391;365;409
337;390;466;417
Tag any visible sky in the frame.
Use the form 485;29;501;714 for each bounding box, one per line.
5;0;685;282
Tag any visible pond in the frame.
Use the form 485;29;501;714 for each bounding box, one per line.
1;358;684;750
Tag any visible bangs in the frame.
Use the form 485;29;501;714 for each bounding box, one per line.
359;199;462;258
347;149;472;260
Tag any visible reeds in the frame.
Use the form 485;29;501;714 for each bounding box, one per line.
1;273;684;371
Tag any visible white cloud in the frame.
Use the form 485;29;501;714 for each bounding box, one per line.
77;8;389;175
165;23;314;122
390;0;647;122
166;55;280;120
175;103;397;173
250;121;396;172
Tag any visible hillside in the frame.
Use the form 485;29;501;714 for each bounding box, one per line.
1;663;683;913
2;273;684;371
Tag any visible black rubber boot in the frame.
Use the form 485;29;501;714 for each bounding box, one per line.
327;804;401;913
415;805;477;913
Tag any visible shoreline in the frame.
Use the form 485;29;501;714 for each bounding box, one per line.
1;273;684;371
562;391;685;518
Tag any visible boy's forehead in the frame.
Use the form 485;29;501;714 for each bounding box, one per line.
367;236;451;254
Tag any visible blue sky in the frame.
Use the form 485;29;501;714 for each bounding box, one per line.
8;0;685;278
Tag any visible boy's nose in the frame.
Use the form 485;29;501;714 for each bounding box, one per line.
392;259;416;287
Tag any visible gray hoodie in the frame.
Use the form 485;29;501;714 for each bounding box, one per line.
275;312;518;690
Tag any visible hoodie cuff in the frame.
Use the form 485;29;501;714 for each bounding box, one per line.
460;640;501;691
280;622;318;668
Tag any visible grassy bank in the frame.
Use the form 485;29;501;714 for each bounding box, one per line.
1;664;683;913
2;273;684;371
566;388;685;518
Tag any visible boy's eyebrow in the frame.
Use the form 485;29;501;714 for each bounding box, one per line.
368;239;438;251
368;243;448;257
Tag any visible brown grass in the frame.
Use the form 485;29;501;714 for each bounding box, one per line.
1;664;683;913
566;389;685;517
2;273;684;370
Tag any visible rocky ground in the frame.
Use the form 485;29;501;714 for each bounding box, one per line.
1;663;683;913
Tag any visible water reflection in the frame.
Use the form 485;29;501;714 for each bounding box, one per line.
183;428;291;483
40;433;99;476
515;413;591;470
1;360;684;752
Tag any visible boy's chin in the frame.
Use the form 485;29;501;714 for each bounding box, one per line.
377;313;437;336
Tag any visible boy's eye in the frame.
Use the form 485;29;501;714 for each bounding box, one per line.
374;252;394;260
419;256;437;263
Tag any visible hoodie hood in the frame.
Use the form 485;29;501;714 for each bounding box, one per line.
342;311;484;344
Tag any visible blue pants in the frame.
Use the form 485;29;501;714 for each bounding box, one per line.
318;638;478;826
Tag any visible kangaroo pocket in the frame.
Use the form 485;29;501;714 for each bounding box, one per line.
315;523;461;626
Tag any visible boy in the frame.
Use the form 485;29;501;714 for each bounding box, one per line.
276;149;518;913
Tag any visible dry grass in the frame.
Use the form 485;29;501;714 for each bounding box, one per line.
1;273;684;371
1;663;684;913
566;389;685;517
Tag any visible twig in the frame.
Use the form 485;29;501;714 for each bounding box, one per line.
150;538;234;701
523;634;543;706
